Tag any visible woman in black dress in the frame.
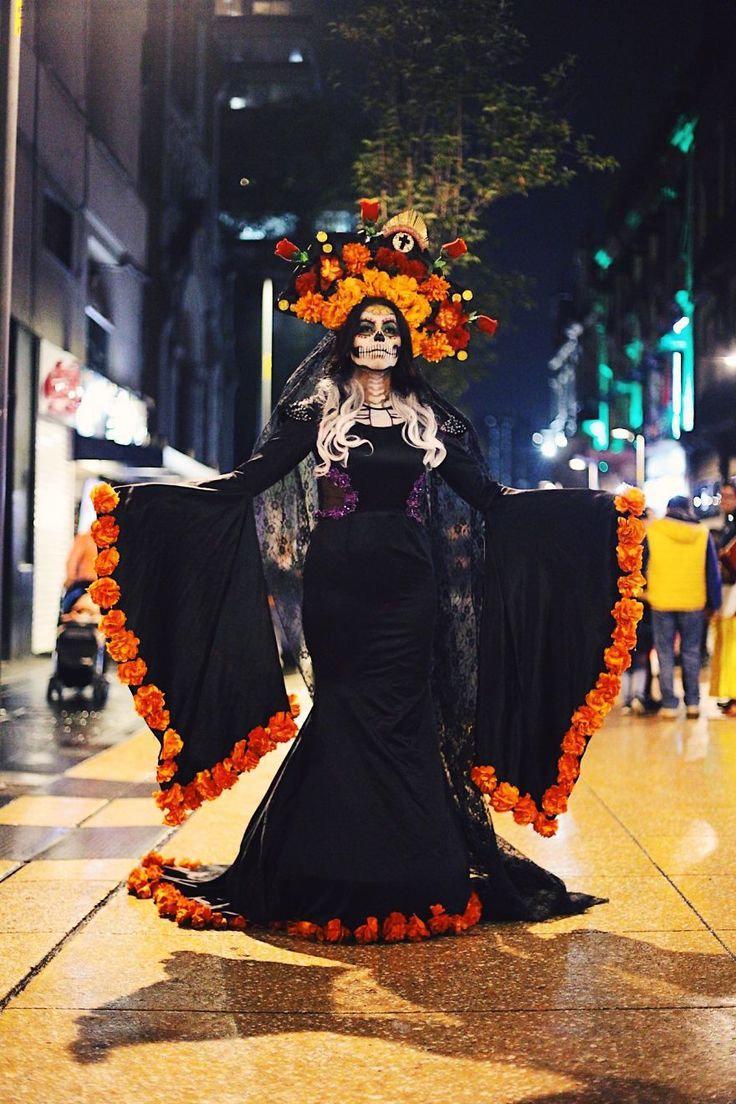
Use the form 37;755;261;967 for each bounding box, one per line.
90;209;644;942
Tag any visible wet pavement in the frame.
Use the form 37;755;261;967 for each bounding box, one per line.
0;656;141;790
1;666;736;1102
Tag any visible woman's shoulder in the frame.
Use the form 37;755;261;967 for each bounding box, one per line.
283;394;324;422
433;408;468;437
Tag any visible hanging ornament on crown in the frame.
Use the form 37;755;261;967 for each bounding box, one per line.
273;199;498;364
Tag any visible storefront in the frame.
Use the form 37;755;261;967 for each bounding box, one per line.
28;339;217;655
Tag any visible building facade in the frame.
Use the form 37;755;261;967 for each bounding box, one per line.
3;0;227;660
554;3;736;512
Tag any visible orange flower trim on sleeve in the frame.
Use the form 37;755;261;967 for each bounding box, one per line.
470;485;646;837
127;849;483;944
88;481;302;826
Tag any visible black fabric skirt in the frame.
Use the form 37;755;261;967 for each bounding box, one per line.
203;512;471;927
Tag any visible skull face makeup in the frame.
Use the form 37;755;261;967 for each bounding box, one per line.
350;304;402;372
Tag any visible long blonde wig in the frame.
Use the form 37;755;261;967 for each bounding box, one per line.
313;376;446;477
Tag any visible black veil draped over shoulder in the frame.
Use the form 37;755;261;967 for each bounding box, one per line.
103;334;641;928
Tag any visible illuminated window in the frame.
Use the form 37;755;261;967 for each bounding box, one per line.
252;1;293;14
215;0;244;14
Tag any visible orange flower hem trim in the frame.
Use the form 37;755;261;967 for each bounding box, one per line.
88;482;301;827
471;484;646;837
128;851;483;943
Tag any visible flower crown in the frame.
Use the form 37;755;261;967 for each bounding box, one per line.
273;199;498;363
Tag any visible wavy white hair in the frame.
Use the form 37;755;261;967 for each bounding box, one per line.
313;377;446;478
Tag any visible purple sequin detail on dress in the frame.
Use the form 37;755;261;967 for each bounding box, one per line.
316;465;359;519
405;472;427;523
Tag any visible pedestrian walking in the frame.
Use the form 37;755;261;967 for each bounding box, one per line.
710;479;736;715
645;496;722;719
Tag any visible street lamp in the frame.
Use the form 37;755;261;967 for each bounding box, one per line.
723;352;736;370
611;427;646;487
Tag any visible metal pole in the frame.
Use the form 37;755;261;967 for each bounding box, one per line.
0;0;22;621
635;434;646;488
259;277;273;433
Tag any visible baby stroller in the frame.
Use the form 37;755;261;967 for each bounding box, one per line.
47;580;109;708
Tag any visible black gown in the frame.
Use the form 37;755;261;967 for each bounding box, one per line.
102;393;642;938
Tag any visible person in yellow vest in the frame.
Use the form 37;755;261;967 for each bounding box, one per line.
644;496;722;719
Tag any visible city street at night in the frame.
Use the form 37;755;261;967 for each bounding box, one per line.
3;2;736;1102
1;671;736;1103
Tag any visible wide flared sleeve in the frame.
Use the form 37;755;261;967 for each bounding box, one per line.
88;412;318;825
438;433;646;838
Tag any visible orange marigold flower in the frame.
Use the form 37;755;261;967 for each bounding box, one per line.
617;544;644;573
462;891;482;927
406;914;430;941
270;711;298;743
418;274;450;302
618;570;646;597
117;658;148;686
91;516;119;549
288;693;301;718
382;911;408;942
94;548;119;576
294;291;325;323
617;516;646;546
133;684;165;718
562;727;587;755
106;629;139;663
586;687;615;713
91;482;120;514
428;904;453;935
446;326;470;351
534;812;559;837
211;760;238;791
99;609;126;635
490;781;520;812
596;671;623;697
320;256;343;287
614;485;646;516
435;301;467;332
542;784;569;817
324;918;351;943
470;764;498;794
557;753;580;784
321;298;352;330
512;793;538;825
88;577;120;608
146;707;170;732
341;242;372;274
571;705;604;735
248;726;275;758
421;331;454;362
613;597;644;626
287;920;322;941
161;728;183;759
229;915;247;931
295;270;318;295
156;760;178;784
194;770;220;802
603;643;632;674
354;916;380;943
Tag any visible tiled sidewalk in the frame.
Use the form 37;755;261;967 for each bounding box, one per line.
1;688;736;1103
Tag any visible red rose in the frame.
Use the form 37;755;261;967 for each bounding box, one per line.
476;315;498;335
441;237;468;259
274;238;300;261
359;197;380;222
